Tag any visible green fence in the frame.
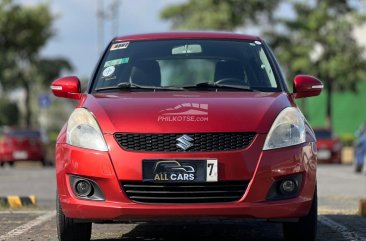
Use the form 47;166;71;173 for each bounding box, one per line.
297;82;366;136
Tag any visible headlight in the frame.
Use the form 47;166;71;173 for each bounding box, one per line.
263;107;305;150
66;108;108;151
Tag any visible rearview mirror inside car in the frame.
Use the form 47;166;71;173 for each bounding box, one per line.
172;44;202;55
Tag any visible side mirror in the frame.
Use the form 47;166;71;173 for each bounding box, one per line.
293;75;323;99
51;76;81;100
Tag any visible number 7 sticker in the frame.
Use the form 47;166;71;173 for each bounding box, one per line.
206;159;218;182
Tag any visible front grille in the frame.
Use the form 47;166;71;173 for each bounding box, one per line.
114;132;256;152
121;181;249;204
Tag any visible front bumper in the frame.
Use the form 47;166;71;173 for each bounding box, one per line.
60;195;312;222
56;134;317;221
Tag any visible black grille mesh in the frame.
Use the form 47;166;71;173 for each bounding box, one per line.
121;181;249;204
114;132;255;152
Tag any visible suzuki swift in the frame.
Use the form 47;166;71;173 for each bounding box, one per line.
52;32;323;241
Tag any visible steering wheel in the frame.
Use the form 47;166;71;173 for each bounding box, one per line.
214;78;244;85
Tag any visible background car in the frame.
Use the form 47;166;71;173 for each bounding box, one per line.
314;128;342;164
0;129;46;167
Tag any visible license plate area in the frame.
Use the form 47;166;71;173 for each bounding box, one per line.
143;159;218;183
317;149;331;160
13;151;28;160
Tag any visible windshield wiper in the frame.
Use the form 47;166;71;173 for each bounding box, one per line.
95;82;183;92
181;82;255;91
95;82;256;92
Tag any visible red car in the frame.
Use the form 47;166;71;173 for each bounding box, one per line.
314;128;342;163
0;129;46;166
52;32;323;241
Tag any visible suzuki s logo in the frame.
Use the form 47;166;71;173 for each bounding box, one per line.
176;135;194;151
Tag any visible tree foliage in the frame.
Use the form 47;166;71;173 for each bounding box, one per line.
267;1;366;127
0;0;52;81
161;0;281;30
0;0;72;127
268;1;365;90
30;58;73;86
0;98;19;126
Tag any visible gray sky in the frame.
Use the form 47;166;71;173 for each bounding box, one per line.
19;0;186;78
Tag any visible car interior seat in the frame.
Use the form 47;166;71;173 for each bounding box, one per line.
214;60;246;85
131;60;161;86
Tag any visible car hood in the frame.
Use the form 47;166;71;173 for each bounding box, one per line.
81;91;294;134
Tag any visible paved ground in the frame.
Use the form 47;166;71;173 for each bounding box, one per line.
0;163;56;208
0;163;365;241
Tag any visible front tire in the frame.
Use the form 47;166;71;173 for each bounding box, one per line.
355;164;363;173
40;159;47;167
282;188;317;241
57;198;92;241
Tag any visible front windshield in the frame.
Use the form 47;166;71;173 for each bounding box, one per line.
92;39;280;92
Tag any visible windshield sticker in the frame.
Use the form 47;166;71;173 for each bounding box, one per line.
110;42;129;51
121;57;129;64
102;66;115;77
104;57;129;67
255;41;262;45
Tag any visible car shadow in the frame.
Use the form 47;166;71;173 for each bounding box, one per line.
92;220;284;241
91;214;365;241
316;213;366;241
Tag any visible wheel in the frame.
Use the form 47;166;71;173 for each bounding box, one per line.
283;188;317;241
355;164;363;173
0;162;4;167
40;159;47;167
57;197;92;241
8;161;15;167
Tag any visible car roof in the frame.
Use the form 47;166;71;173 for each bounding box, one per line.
113;31;261;42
